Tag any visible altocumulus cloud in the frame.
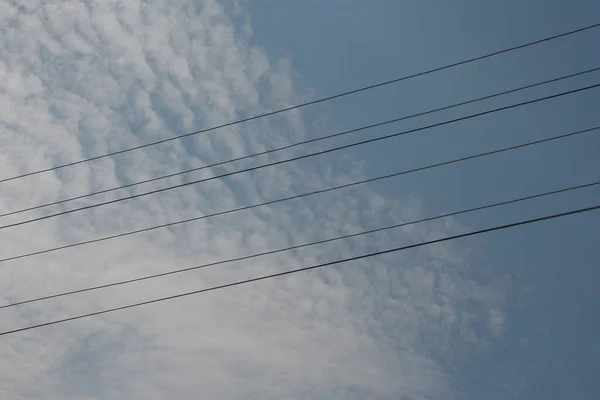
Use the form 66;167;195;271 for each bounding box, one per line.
0;1;506;399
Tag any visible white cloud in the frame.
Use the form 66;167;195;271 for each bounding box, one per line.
488;308;506;337
0;1;506;399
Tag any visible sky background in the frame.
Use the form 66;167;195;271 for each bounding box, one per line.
0;0;599;399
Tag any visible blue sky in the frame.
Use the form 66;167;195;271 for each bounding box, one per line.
246;1;600;398
0;1;598;399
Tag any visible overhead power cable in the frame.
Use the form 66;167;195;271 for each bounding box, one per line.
2;125;597;264
1;22;598;185
3;67;598;220
1;202;598;337
2;178;599;310
1;83;598;232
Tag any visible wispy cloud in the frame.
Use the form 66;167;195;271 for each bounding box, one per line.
0;1;506;398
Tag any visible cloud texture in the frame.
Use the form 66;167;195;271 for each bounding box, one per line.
0;1;506;398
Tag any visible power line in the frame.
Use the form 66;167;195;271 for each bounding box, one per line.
3;66;598;220
2;83;598;232
2;125;597;264
1;22;598;185
1;202;598;337
3;179;598;310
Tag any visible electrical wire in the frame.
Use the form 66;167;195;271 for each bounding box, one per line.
3;66;598;220
1;83;598;232
1;125;597;264
1;22;598;185
2;178;598;310
1;202;598;337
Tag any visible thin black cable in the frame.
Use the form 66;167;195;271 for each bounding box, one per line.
1;126;597;264
1;203;598;337
3;178;599;309
2;83;598;232
3;67;598;220
1;22;598;185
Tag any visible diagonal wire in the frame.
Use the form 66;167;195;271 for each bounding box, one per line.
2;66;598;220
1;83;598;232
2;178;599;309
1;202;598;337
1;22;598;185
1;125;597;264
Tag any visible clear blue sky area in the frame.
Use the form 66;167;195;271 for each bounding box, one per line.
248;1;600;398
